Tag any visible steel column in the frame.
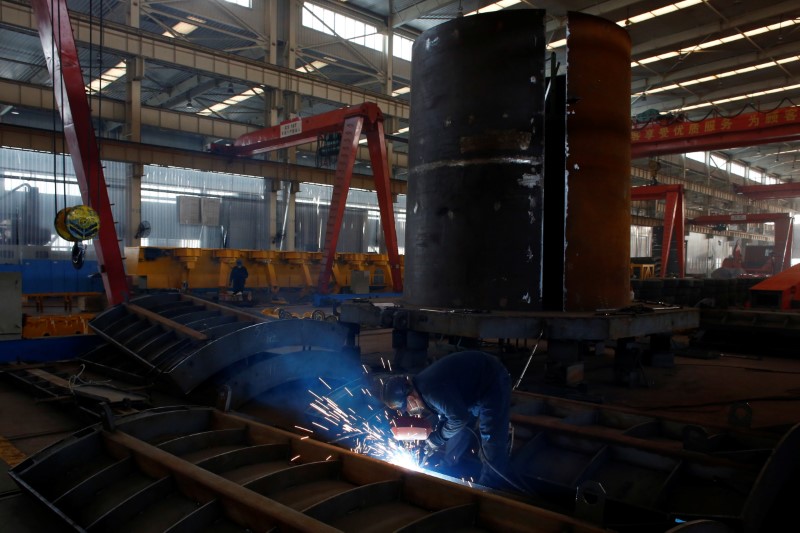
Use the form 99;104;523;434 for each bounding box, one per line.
31;0;129;305
365;122;403;292
317;116;363;294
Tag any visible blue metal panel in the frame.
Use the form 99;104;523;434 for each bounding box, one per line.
0;335;102;363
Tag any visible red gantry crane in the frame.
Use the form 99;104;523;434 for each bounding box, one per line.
690;212;794;274
211;103;403;295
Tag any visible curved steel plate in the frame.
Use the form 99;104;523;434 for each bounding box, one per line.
164;320;356;394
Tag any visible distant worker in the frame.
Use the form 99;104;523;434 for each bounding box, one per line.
229;259;249;294
381;350;512;488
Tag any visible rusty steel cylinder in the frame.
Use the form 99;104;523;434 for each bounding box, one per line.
404;10;546;310
563;12;632;311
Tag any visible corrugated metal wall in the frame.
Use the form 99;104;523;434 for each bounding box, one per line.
0;147;407;260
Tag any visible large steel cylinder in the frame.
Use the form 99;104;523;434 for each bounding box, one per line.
404;10;546;311
563;12;632;311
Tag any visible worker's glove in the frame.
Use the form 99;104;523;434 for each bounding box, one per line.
419;438;441;467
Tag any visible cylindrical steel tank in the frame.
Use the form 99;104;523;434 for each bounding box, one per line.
404;10;546;310
563;12;632;311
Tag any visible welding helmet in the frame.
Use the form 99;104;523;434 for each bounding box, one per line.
381;375;411;411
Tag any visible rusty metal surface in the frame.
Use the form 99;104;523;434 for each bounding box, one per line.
563;13;632;311
404;9;546;312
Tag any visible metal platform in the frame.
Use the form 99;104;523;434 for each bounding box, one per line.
339;300;700;342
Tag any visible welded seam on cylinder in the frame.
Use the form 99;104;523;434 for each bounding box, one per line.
410;157;540;174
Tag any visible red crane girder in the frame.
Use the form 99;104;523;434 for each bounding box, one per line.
31;0;129;306
690;213;793;273
732;182;800;200
211;103;402;295
631;105;800;158
631;184;685;278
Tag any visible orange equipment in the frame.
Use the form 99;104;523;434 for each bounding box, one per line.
748;263;800;310
210;103;402;295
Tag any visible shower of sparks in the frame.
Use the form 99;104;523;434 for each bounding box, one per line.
294;425;313;433
381;357;386;369
362;364;370;373
291;454;301;462
318;377;332;389
345;387;353;396
307;382;425;473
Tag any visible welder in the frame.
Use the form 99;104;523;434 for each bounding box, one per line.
229;259;249;294
381;350;512;488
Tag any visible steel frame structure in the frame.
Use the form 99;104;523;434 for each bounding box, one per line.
631;184;686;278
31;0;129;306
211;103;402;295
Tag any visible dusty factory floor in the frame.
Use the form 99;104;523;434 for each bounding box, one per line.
0;324;798;531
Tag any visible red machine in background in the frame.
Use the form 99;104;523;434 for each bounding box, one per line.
211;103;403;295
690;213;793;275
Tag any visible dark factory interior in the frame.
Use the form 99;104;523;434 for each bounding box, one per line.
0;1;799;532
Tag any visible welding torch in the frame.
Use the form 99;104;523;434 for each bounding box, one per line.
391;415;433;465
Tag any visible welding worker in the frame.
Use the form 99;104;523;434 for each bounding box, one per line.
381;350;512;488
229;259;249;294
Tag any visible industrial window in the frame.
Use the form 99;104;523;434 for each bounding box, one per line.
748;168;763;183
730;161;746;177
393;35;413;61
223;0;252;7
302;2;383;52
686;151;705;163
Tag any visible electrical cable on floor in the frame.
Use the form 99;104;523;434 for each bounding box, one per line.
67;364;112;393
465;426;534;495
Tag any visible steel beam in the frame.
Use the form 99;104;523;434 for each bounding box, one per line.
31;0;129;305
0;122;409;196
630;0;800;58
733;182;800;200
632;105;800;158
0;0;410;120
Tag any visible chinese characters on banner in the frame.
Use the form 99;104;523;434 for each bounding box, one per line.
632;106;799;143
